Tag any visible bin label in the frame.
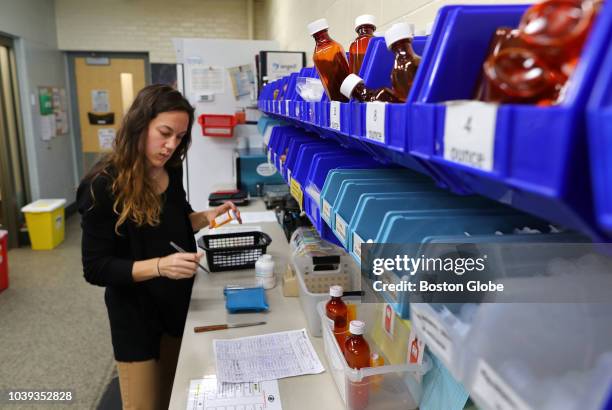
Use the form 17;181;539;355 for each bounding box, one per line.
295;104;300;117
55;215;63;229
472;359;533;410
290;177;303;210
330;101;341;130
322;199;332;223
285;100;290;114
353;233;364;259
366;103;386;143
443;101;497;172
411;307;453;365
335;214;347;243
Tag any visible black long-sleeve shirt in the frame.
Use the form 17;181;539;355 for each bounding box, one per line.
77;165;196;361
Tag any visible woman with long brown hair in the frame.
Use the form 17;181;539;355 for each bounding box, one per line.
77;84;240;410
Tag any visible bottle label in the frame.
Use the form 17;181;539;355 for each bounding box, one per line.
443;101;497;172
330;101;341;130
472;359;533;410
366;102;386;143
352;233;364;259
335;213;348;243
410;307;453;365
321;199;332;223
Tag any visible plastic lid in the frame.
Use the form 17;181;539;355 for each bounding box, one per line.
355;14;376;29
385;22;415;49
329;285;343;297
262;254;272;261
340;74;364;98
21;198;67;213
308;18;329;36
349;320;365;335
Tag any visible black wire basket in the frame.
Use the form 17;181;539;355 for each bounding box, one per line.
197;231;272;272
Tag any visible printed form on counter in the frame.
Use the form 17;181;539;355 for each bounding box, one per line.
214;329;325;383
187;377;282;410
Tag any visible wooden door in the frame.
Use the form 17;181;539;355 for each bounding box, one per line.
73;56;146;173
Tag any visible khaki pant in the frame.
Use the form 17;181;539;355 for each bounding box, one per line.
116;335;182;410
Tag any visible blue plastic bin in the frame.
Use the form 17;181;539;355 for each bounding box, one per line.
586;22;612;238
410;3;612;239
319;168;420;226
348;191;500;264
370;209;550;318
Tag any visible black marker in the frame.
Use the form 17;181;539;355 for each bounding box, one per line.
169;241;210;273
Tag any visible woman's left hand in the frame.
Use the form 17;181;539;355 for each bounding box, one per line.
207;201;242;225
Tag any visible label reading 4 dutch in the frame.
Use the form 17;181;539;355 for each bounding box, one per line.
366;102;386;143
443;101;497;172
330;101;341;130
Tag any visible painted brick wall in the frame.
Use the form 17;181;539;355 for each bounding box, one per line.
55;0;250;63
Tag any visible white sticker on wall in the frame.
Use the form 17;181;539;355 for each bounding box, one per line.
472;360;533;410
330;101;341;130
443;101;497;172
365;102;386;143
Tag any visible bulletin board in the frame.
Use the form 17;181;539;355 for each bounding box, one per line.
38;86;69;141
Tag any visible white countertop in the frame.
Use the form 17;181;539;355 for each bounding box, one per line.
169;201;344;410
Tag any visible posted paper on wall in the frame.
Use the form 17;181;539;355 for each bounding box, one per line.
213;329;325;383
187;377;282;410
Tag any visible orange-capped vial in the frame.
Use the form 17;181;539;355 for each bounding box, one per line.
349;15;377;75
308;18;350;102
385;22;421;102
209;209;237;229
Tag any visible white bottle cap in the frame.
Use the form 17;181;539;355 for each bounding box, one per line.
355;14;376;30
349;320;366;335
329;285;343;297
340;74;364;99
385;22;415;49
308;18;329;36
262;254;272;261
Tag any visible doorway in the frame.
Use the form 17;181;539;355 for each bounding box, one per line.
0;36;30;248
67;52;149;179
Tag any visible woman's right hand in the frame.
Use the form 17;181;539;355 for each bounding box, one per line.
158;252;204;279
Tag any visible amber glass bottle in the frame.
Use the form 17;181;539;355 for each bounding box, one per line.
519;0;598;74
326;285;348;350
349;15;376;75
308;18;350;102
385;22;421;102
340;74;400;102
344;320;371;410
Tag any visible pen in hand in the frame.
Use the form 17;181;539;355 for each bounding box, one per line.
169;241;210;273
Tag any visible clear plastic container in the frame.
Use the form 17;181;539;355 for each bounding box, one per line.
317;301;431;409
294;245;360;337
